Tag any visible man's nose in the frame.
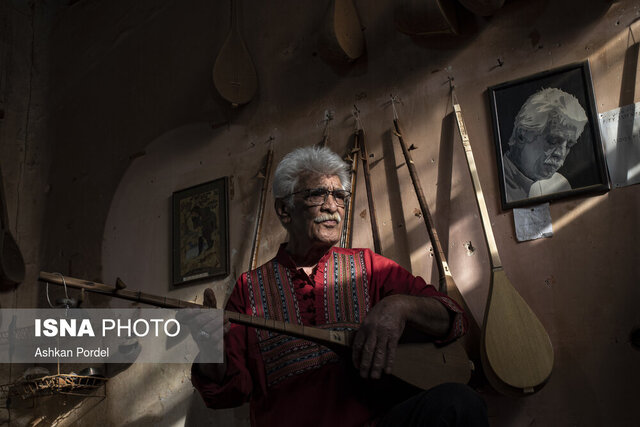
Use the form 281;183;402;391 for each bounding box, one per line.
320;193;339;211
550;140;569;157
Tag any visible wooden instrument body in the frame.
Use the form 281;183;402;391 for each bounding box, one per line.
0;166;25;289
482;268;553;391
213;0;258;107
39;271;471;391
318;0;364;62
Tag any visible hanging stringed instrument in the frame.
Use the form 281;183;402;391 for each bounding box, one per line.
249;142;274;271
318;0;365;62
389;96;473;314
388;97;482;377
355;106;383;255
451;89;553;395
340;116;361;249
213;0;258;107
39;271;471;391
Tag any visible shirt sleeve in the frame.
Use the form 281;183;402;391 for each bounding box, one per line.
190;276;254;409
368;251;468;343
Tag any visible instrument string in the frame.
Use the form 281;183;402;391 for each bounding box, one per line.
45;272;70;309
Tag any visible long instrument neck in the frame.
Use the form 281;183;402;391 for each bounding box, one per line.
452;103;502;269
38;271;354;350
358;129;382;254
249;146;274;270
393;118;453;284
341;130;360;248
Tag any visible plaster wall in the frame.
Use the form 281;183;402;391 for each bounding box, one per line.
0;0;55;425
7;0;640;425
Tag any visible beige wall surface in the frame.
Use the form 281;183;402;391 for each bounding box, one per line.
1;0;639;425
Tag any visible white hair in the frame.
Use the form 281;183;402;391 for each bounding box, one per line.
272;146;351;206
508;87;588;148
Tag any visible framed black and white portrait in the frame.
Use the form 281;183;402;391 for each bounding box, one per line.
172;177;229;285
488;61;610;210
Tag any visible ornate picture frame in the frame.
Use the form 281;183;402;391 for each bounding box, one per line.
172;177;229;285
488;61;610;210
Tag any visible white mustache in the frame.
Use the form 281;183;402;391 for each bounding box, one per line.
314;213;342;223
544;159;564;168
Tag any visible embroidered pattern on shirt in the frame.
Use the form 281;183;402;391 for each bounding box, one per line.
323;251;370;324
259;332;338;387
247;259;340;387
246;260;301;341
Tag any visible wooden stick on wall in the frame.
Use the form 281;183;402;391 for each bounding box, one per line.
354;106;382;254
317;110;334;148
249;141;274;270
340;122;360;249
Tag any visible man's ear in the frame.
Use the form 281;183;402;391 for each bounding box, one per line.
275;199;291;225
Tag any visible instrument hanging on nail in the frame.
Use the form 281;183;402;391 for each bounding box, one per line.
451;88;553;396
39;271;471;392
389;96;480;363
389;96;468;305
340;117;360;249
249;141;274;271
394;0;459;36
0;165;25;290
318;0;365;62
354;106;382;254
213;0;258;107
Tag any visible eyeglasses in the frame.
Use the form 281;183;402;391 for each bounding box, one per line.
288;188;351;207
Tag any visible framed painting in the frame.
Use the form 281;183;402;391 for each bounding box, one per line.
488;60;610;210
172;177;229;285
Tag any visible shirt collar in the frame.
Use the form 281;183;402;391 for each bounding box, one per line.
275;242;335;271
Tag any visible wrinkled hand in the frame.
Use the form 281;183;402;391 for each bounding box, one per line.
176;288;230;354
352;295;406;379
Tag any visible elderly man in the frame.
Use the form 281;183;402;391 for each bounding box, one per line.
503;87;588;203
186;146;488;426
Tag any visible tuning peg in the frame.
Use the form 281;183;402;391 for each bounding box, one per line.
116;278;127;290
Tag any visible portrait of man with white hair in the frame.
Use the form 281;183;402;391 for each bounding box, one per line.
490;63;611;209
502;87;589;203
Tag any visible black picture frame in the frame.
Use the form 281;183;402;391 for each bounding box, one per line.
488;61;610;210
172;177;229;285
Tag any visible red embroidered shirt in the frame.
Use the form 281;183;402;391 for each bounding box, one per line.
192;245;467;427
